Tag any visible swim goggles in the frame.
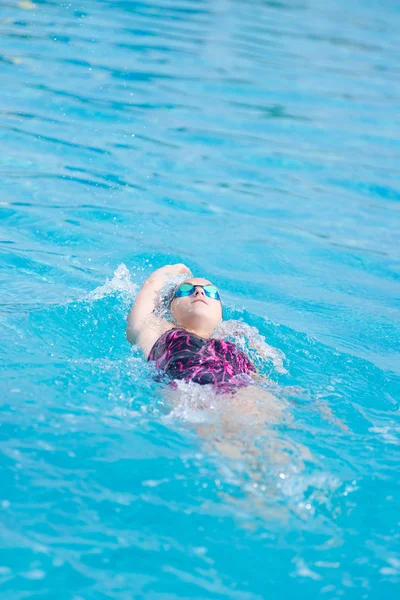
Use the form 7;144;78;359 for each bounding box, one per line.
173;283;221;301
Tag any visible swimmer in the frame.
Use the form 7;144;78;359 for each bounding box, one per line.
126;266;345;492
126;263;256;390
126;264;319;470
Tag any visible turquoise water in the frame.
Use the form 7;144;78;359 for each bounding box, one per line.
1;0;400;598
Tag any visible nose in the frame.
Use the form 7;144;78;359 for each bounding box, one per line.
193;286;205;297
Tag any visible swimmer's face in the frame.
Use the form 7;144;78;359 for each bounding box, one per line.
170;277;222;335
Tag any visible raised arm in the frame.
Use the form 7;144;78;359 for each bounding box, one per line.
127;263;191;358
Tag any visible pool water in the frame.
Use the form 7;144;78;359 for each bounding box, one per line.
1;0;399;598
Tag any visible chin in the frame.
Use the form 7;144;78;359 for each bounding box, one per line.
188;303;208;313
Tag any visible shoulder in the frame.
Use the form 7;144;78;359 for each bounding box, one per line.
147;327;186;360
136;319;174;360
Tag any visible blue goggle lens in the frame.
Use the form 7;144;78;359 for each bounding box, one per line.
174;283;221;301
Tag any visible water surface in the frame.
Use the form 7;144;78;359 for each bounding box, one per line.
1;0;399;598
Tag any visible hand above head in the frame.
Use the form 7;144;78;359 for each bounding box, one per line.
154;263;191;278
144;263;191;288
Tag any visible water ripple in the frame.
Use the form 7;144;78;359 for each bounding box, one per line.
1;0;400;598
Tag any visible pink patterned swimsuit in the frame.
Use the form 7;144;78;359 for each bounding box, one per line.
148;328;255;387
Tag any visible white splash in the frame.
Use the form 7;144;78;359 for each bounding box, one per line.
85;264;138;301
163;379;219;423
213;320;287;374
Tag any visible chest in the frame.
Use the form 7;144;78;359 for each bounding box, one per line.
165;336;230;364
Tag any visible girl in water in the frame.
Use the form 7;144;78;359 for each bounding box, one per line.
126;263;257;390
126;264;317;466
126;265;341;478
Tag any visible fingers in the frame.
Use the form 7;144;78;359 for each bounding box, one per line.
166;263;191;275
147;264;191;285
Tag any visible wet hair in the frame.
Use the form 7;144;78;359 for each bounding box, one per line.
154;271;193;319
